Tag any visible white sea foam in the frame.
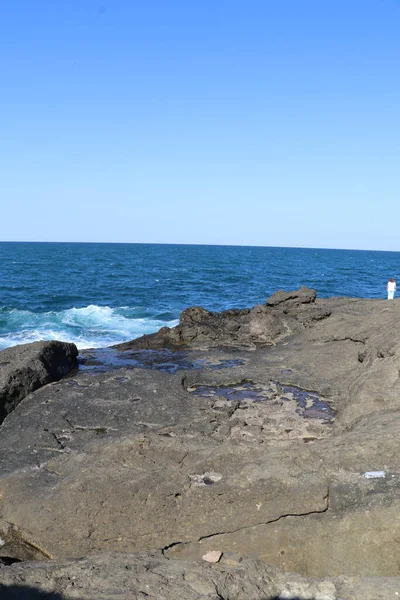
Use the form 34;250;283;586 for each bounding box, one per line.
62;305;118;326
0;305;179;351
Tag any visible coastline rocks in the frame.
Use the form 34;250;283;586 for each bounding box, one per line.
1;551;398;600
2;290;400;596
0;341;78;423
114;286;330;351
0;348;400;577
266;285;316;306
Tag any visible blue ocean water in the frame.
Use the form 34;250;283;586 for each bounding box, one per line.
1;242;399;350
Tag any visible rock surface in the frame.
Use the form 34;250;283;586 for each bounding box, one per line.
0;341;78;423
1;289;400;598
1;551;400;600
113;286;329;350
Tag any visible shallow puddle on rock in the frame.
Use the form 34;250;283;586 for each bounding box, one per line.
78;348;245;374
190;381;335;422
278;383;335;421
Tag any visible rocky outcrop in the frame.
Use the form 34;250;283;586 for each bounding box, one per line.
0;341;78;423
1;290;400;597
266;285;316;306
114;285;331;350
1;551;399;600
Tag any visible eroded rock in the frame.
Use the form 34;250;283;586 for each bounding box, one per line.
114;286;325;350
266;285;317;307
0;341;78;423
0;551;398;600
1;291;400;589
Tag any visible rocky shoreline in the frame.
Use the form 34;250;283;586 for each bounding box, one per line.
0;288;400;599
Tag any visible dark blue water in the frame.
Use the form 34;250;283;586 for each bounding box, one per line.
0;242;398;349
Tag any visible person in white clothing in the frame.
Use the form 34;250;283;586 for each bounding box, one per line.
387;278;396;299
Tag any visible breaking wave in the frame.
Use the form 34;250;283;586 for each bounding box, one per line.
0;305;179;351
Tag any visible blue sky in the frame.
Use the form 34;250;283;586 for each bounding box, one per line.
1;0;399;250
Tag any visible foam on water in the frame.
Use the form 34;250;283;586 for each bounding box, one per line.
0;305;179;350
1;242;400;352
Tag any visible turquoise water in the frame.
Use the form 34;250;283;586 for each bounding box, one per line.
0;242;398;350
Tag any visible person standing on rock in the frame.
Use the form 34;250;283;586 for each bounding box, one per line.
387;278;396;299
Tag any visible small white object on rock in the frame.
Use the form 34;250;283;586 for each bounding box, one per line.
363;470;386;479
202;550;223;563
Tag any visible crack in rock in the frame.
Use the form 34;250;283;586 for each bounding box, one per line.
197;499;330;542
161;493;330;556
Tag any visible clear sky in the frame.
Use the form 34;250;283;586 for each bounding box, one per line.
1;0;399;250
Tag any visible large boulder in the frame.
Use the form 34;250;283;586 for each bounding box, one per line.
0;341;78;423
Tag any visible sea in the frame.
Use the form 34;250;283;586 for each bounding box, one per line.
1;242;399;351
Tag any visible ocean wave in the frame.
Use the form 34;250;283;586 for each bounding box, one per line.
0;305;178;351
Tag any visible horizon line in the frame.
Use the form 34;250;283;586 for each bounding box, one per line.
0;240;400;253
